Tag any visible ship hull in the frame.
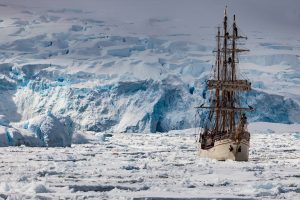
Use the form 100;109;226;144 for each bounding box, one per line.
199;139;249;161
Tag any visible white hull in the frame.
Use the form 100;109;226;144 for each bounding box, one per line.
199;139;249;161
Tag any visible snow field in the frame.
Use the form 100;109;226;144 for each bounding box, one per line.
0;125;299;199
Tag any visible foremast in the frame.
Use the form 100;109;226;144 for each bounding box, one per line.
198;7;253;141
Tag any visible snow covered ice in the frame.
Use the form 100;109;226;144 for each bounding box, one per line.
0;0;299;199
0;124;300;199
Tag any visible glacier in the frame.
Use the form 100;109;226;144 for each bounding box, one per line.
0;0;300;146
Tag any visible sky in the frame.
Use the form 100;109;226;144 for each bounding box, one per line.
1;0;300;39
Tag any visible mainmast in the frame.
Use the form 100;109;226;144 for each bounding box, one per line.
223;6;228;81
221;6;228;132
217;27;221;80
231;14;237;81
229;14;238;132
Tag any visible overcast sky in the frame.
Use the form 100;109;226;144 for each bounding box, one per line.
1;0;299;39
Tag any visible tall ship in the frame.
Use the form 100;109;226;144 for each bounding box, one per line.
196;8;254;161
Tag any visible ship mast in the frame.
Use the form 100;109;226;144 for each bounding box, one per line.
215;27;221;132
197;7;253;137
230;14;238;132
221;6;228;132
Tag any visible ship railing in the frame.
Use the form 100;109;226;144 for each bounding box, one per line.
201;130;250;149
213;130;250;142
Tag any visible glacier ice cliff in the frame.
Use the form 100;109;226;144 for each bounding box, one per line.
0;59;299;140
